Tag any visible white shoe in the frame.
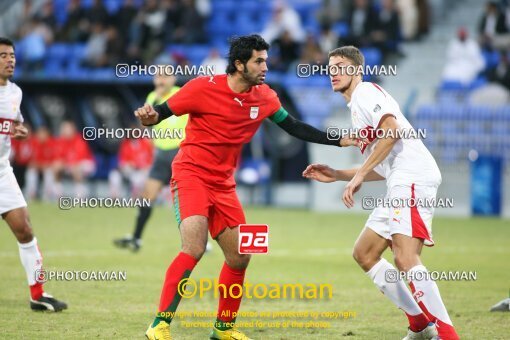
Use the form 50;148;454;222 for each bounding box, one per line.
402;322;438;340
205;241;213;252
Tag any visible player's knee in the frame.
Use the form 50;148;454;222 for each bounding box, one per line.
393;253;415;272
226;253;251;270
181;241;207;261
352;246;374;270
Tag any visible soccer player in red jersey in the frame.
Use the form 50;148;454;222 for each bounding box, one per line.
137;35;359;340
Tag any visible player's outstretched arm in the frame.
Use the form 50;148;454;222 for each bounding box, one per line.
134;102;174;126
343;115;398;208
302;164;384;183
274;111;360;147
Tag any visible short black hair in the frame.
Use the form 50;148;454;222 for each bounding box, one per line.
226;34;269;75
0;37;15;51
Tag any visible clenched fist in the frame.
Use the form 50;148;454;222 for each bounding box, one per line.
134;103;159;126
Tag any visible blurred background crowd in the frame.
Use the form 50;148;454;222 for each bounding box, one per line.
1;0;509;216
0;0;432;76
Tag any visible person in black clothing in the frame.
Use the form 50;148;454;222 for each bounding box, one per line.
341;0;377;48
479;1;508;49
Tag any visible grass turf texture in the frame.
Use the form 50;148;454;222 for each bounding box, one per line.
0;202;508;339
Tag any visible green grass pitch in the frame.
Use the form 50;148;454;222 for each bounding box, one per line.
0;202;508;339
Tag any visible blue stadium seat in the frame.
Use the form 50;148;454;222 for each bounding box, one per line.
482;49;500;69
360;48;382;67
104;0;122;14
46;43;69;63
333;22;350;37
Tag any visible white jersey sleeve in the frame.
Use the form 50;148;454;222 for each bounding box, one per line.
355;82;395;129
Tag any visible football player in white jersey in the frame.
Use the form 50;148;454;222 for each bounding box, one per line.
303;46;459;340
0;37;67;311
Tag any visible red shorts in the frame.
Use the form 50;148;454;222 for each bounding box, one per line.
170;177;246;239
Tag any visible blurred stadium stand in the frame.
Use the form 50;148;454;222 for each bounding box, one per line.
2;0;509;214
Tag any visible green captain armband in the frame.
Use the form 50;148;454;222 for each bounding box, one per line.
269;107;289;124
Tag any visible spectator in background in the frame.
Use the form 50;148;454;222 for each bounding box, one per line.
271;30;301;72
109;129;154;198
86;0;110;25
261;1;306;44
134;0;166;63
18;18;53;72
162;0;182;43
34;1;57;34
479;1;508;49
341;0;377;48
25;126;56;201
488;50;510;90
59;0;89;42
318;22;339;56
81;22;108;67
317;0;350;23
416;0;430;38
443;27;485;85
171;0;206;43
53;121;96;198
297;33;325;66
396;0;418;40
104;26;124;66
114;0;137;46
201;48;228;75
371;0;402;58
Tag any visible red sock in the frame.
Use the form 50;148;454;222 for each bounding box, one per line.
215;262;246;330
30;282;44;300
405;311;430;332
158;252;198;314
409;282;460;340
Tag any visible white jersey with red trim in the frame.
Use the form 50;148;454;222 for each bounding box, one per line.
347;81;441;187
0;80;23;176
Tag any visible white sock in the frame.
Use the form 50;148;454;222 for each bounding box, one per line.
75;182;88;198
42;169;55;201
18;237;43;286
25;168;38;199
408;265;453;325
367;258;424;316
108;170;122;198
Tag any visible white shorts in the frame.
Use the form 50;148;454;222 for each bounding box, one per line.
365;184;436;246
0;167;27;216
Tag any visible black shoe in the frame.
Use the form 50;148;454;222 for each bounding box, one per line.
30;293;68;312
113;235;141;252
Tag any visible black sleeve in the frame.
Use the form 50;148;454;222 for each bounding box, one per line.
152;102;174;125
276;113;341;146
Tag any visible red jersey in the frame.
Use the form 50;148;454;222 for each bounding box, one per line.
32;136;59;167
118;138;154;169
167;74;283;188
54;133;95;165
10;136;36;166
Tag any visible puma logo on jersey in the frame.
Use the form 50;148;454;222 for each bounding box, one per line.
208;76;216;84
234;97;245;107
